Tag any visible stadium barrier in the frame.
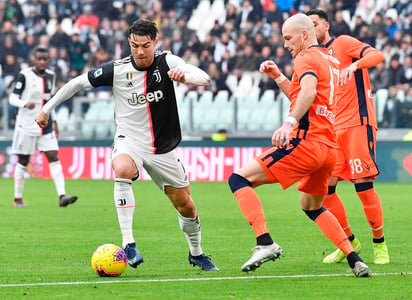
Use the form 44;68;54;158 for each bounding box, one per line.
0;140;411;182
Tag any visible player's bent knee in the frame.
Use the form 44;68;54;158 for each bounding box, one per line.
303;207;326;221
228;173;252;193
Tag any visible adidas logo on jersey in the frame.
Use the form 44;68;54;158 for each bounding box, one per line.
126;82;134;88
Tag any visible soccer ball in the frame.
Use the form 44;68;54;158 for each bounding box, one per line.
91;244;127;277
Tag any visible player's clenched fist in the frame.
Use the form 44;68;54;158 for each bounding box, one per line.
259;60;282;80
35;110;49;128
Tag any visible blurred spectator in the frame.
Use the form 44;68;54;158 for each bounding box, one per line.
75;4;99;43
384;16;398;39
17;34;37;62
225;4;238;24
258;45;279;98
369;62;390;91
358;25;375;47
49;23;71;50
233;43;257;73
171;32;186;57
218;49;236;75
382;86;404;128
182;48;199;67
206;62;232;98
123;1;141;26
160;16;173;38
51;0;76;22
369;13;386;38
174;16;195;42
387;54;404;87
353;15;367;38
67;32;88;73
0;36;19;66
214;32;236;63
106;20;128;60
400;55;412;85
263;2;283;25
93;0;120;20
3;0;24;24
330;10;351;37
210;20;224;39
237;0;259;30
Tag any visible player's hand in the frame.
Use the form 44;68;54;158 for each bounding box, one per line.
339;63;357;85
168;68;185;83
259;60;282;80
35;110;49;128
271;122;294;148
24;103;36;109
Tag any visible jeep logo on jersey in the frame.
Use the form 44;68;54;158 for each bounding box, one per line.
153;68;161;83
128;90;164;105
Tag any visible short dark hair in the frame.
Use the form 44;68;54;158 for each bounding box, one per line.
306;9;329;22
33;46;49;57
127;19;158;40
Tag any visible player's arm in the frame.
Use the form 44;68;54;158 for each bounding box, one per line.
166;54;211;86
339;37;385;85
35;73;92;128
259;60;291;99
8;73;35;109
272;74;317;147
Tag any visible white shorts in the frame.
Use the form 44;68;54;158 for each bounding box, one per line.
11;131;59;155
112;136;189;190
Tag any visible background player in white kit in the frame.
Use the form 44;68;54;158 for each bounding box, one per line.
9;46;78;208
35;19;218;271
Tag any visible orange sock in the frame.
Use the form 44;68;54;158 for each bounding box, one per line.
315;210;353;256
323;192;353;238
357;188;384;239
233;186;268;237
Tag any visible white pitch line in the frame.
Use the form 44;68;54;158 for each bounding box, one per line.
0;272;411;288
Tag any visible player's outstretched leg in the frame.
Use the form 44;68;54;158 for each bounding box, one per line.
323;236;361;264
124;243;144;268
59;195;78;207
241;242;283;272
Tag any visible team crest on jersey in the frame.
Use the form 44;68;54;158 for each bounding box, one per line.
93;68;103;78
153;68;161;83
328;48;334;55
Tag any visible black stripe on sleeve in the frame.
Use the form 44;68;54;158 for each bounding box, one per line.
299;71;317;84
87;62;114;87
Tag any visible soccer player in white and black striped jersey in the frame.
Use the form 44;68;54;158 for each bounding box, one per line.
35;19;218;271
9;46;78;208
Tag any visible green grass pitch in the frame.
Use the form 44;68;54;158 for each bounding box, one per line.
0;178;411;299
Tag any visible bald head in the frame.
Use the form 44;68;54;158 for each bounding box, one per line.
282;13;318;58
283;13;316;38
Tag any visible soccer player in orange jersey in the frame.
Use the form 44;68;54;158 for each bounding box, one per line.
305;9;389;265
228;13;371;277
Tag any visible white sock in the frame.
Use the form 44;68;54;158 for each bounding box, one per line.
14;163;26;198
114;178;135;248
178;212;203;256
49;161;66;196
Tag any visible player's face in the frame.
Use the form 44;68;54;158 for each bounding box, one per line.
282;25;305;58
128;34;158;68
308;15;328;44
33;53;49;74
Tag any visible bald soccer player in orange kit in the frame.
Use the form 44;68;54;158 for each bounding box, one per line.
259;8;389;266
228;13;371;277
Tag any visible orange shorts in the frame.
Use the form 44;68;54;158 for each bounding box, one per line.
333;125;379;181
255;139;337;196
